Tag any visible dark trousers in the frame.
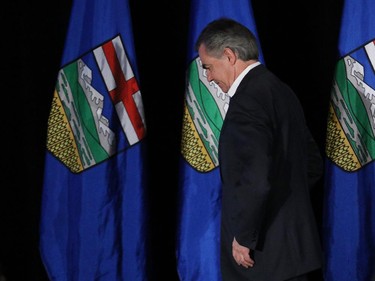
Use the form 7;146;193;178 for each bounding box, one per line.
285;274;308;281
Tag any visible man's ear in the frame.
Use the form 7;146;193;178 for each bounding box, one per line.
223;48;237;65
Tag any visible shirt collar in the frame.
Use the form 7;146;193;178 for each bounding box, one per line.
227;61;261;98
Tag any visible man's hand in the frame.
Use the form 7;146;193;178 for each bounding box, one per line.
232;237;255;268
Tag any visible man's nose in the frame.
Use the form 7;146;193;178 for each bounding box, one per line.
206;72;213;82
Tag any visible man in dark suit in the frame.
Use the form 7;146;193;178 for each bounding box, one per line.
195;18;323;281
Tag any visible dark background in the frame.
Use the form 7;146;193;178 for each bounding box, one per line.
2;0;343;280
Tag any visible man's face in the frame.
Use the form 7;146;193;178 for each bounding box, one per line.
198;44;234;93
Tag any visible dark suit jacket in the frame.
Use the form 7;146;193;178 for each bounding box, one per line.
219;64;323;281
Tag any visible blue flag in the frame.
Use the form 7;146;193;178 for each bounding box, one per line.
39;0;149;280
323;0;375;280
176;1;264;280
